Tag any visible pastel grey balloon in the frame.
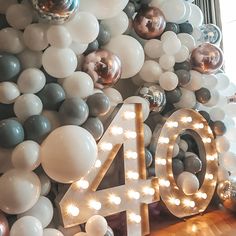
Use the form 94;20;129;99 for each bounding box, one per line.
0;53;21;82
59;97;89;125
24;115;51;143
97;24;111;46
165;87;182;103
145;148;153;167
175;70;191;87
175;148;185;161
82;117;104;141
172;158;184;176
0;103;15;120
184;155;202;174
195;87;211;104
199;110;211;123
87;93;111;117
37;83;65;110
124;2;136;18
174;61;191;71
179;22;193;34
211;120;227;136
0;119;24;148
85;40;99;55
105;226;114;236
164;22;180;34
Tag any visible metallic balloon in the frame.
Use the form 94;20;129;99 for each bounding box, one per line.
210;120;227;136
190;43;224;74
31;0;80;24
198;24;222;45
133;6;166;39
0;211;9;236
82;50;122;89
137;83;166;113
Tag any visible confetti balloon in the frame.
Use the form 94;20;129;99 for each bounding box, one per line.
190;43;224;74
31;0;80;24
82;50;122;89
133;6;166;39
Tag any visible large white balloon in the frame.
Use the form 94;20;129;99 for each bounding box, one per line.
159;72;178;91
104;35;145;79
85;215;108;236
43;228;64;236
144;39;163;59
0;169;41;214
79;0;128;19
10;216;43;236
188;3;203;27
41;126;97;183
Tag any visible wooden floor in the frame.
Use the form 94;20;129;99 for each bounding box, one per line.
150;208;236;236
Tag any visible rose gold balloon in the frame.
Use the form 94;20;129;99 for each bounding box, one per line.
0;211;9;236
82;49;122;89
133;6;166;39
190;43;224;74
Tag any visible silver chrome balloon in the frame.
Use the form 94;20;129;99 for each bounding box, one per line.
31;0;80;24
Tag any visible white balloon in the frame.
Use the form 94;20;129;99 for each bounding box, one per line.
160;0;186;22
0;169;41;214
6;4;33;30
188;3;203;27
23;23;48;51
0;0;17;13
12;140;41;171
215;73;230;91
222;152;236;172
144;39;163;59
177;1;192;23
177;33;196;52
0;82;20;104
144;124;152;147
79;0;128;20
159;54;175;70
161;31;177;42
204;90;220;107
66;12;99;44
174;45;189;63
42;47;77;78
162;37;181;55
225;127;236;142
139;60;163;82
18;196;53;228
42;110;61;131
14;94;43;121
103;88;123;107
41;126;97;183
17;49;42;69
175;88;196;109
173;143;180;157
0;27;25;54
85;215;108;236
159;72;178;91
101;11;129;36
63;72;94;99
202;74;217;89
69;42;88;55
17;68;46;94
216;136;230;154
38;173;51;196
43;228;64;236
10;216;43;236
124;96;150;121
218;166;230;182
47;25;72;48
179;139;188;152
209;107;225;121
185;70;203;91
104;35;144;79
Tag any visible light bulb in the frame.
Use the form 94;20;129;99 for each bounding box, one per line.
143;187;155;196
128;190;140;200
194;123;204;129
109;194;121;205
183;199;195;208
169;198;180;206
167;121;178;128
156;158;167;165
206;173;214;180
203;137;212;143
159;179;170;187
125;131;137;139
129;213;141;223
124;111;136;120
181;116;192;123
76;179;89;190
110;126;123;135
100;142;113;151
66;204;80;217
89;200;102;210
197;192;207;199
158;137;170;144
95;160;102;168
125;151;138;159
127;171;139;180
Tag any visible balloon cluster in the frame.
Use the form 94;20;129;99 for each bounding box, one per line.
0;0;236;234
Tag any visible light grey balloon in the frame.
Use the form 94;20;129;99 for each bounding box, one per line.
184;155;202;174
59;98;89;125
172;158;184;176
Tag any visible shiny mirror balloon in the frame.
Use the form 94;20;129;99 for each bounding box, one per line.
0;211;9;236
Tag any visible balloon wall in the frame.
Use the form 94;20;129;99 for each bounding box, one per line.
0;0;236;235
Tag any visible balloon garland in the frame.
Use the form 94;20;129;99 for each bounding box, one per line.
0;0;236;235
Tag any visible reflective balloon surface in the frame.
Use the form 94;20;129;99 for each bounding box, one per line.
82;50;121;89
133;6;166;39
198;24;222;45
0;211;9;236
31;0;80;24
190;43;224;74
137;83;166;112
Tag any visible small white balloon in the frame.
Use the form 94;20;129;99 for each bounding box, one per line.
14;94;43;121
225;127;236;142
85;215;108;236
0;82;20;104
215;73;230;91
63;72;94;99
188;3;203;27
216;136;230;154
177;33;196;52
43;228;64;236
17;68;46;94
69;41;88;55
205;90;220;107
179;139;188;152
150;0;165;8
185;70;203;91
177;1;192;23
103;88;123;107
175;88;196;109
159;72;178;91
12;140;41;171
144;39;163;59
202;74;217;89
38;173;51;196
10;216;43;236
174;45;189;63
159;54;175;70
162;37;181;55
161;31;177;42
144;124;152;147
209;107;225;121
222;152;236;172
18;196;53;228
218;166;230;182
42;47;77;78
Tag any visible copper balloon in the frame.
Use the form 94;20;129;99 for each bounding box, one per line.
31;0;79;24
190;43;224;74
82;50;122;89
0;211;9;236
133;6;166;39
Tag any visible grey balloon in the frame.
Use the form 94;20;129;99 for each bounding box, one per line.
85;40;99;55
184;155;202;174
0;53;21;82
104;226;114;236
87;93;111;117
195;87;211;104
124;2;136;18
174;61;191;71
165;87;182;104
97;24;111;46
59;97;89;125
172;158;184;176
24;115;51;143
0;119;24;148
145;148;153;167
175;69;191;87
82;117;104;141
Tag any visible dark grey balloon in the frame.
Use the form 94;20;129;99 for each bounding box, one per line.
145;148;153;167
59;97;89;125
0;119;24;148
24;115;51;143
0;53;21;82
164;22;180;34
195;87;211;104
97;24;111;46
184;155;202;174
199;110;211;123
124;2;136;18
0;103;15;120
148;167;155;177
174;61;191;71
175;148;185;161
179;22;193;34
85;40;99;55
211;120;227;136
175;69;191;87
87;93;111;117
172;158;184;176
82;117;104;141
165;87;182;103
37;83;65;110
